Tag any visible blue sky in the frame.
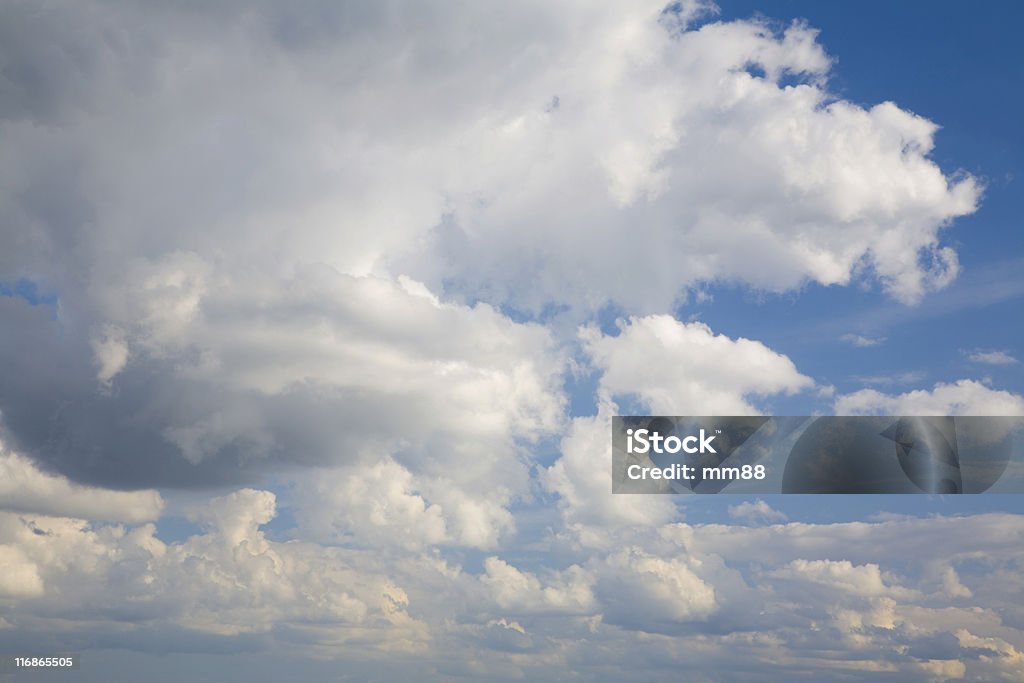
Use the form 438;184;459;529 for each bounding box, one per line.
689;0;1024;408
1;1;1024;681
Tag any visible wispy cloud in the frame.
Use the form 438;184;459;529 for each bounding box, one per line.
841;333;886;347
851;371;927;386
807;257;1024;344
965;349;1019;365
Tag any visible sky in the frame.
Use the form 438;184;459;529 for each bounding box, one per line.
1;1;1023;681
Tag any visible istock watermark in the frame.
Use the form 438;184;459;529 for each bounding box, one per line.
625;427;718;454
612;416;1024;495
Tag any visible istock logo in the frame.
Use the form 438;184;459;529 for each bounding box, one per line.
625;428;718;455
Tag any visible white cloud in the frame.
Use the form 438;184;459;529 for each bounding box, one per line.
542;412;679;543
137;268;567;460
0;1;1015;680
295;459;447;551
954;630;1024;680
671;513;1024;568
481;557;595;614
728;499;787;524
938;566;973;600
90;324;129;386
835;379;1024;416
0;0;980;503
0;1;979;336
0;489;426;647
841;333;886;347
583;315;813;414
769;558;913;599
401;17;979;310
0;480;1022;681
0;445;163;522
917;658;966;681
293;457;519;550
597;548;717;627
966;349;1019;365
851;371;927;386
544;315;811;544
0;545;43;598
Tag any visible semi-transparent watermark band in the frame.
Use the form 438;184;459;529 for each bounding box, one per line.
612;416;1024;494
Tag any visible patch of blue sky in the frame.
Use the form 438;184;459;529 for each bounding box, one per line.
0;277;58;308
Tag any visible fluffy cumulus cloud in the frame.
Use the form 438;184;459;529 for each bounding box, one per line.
583;315;814;414
481;557;596;614
544;314;811;543
0;488;427;652
0;0;1015;681
728;499;788;524
291;456;519;550
4;468;1024;682
0;0;976;488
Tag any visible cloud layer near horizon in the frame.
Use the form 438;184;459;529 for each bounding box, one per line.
2;467;1023;682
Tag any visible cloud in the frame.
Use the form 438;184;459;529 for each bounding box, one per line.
835;379;1024;416
728;499;787;524
683;512;1024;567
841;333;887;347
543;315;811;543
90;325;130;387
543;412;679;541
582;315;814;415
768;558;915;599
0;1;1014;680
0;545;43;598
403;20;979;311
0;271;566;491
3;495;1022;681
292;457;517;550
481;557;595;614
0;0;980;499
0;444;163;522
851;371;927;386
596;548;717;628
0;489;426;648
965;349;1019;365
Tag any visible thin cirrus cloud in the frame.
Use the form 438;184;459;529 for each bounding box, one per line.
1;1;1022;681
841;333;887;347
851;371;927;386
966;349;1019;365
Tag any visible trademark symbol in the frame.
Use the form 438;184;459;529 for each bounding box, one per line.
716;429;722;434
